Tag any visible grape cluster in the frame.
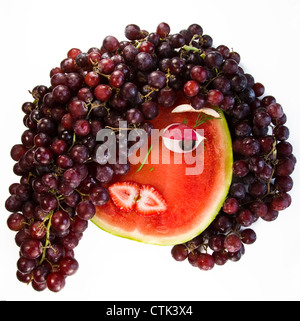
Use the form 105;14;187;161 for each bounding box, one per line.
166;26;296;269
5;21;296;291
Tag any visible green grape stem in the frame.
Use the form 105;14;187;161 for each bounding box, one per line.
39;211;54;265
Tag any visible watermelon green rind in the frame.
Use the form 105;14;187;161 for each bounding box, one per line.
91;110;232;246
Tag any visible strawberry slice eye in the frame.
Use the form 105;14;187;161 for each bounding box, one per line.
162;123;203;153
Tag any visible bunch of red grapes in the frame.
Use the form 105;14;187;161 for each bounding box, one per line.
5;22;295;291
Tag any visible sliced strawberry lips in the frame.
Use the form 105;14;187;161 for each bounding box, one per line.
108;181;167;216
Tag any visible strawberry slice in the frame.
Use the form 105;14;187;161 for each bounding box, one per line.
108;181;140;212
135;184;168;216
108;182;167;216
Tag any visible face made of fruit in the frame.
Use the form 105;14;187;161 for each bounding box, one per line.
92;97;232;245
97;102;220;217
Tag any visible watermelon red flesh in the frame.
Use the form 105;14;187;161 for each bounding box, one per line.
92;100;233;246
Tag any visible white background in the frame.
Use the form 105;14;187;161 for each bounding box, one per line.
1;0;300;301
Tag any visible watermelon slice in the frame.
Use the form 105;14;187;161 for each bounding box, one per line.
92;97;233;245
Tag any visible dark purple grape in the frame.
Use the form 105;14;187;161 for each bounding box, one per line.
134;52;153;71
148;71;167;89
140;101;159;120
222;197;239;215
274;125;290;141
112;161;130;176
37;118;56;135
239;88;256;104
261;207;279;222
121;82;138;100
125;24;141;40
221;59;238;75
156;22;170;38
204;51;223;69
231;74;247;92
42;173;59;189
230;182;246;200
232;103;250;120
29;221;47;239
75;52;89;68
213;214;234;233
32;280;47;291
212;251;228;266
17;256;36;274
249;181;267;198
89;187;110;206
16;270;32;283
236;209;254;227
212;76;231;93
47;272;66;292
71;215;88;233
269;194;290;211
76;200;96;221
95;165;114;184
11;144;27;161
241;137;260;156
7;213;26;231
275;157;295;176
197;253;215;271
208;235;225;252
171;244;188;261
40;193;58;212
228;51;240;63
34;147;53;165
20;238;43;260
253;109;271;128
69;145;89;164
51;210;71;232
224;234;242;253
275;175;293;193
267;103;284;119
276;141;293;157
103;35;119;52
46;243;65;263
240;229;257;244
61;232;79;251
227;247;243;262
126;108;144;124
32;263;50;284
157;87;176;107
68;100;88;119
59;257;79;276
52;85;71;103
